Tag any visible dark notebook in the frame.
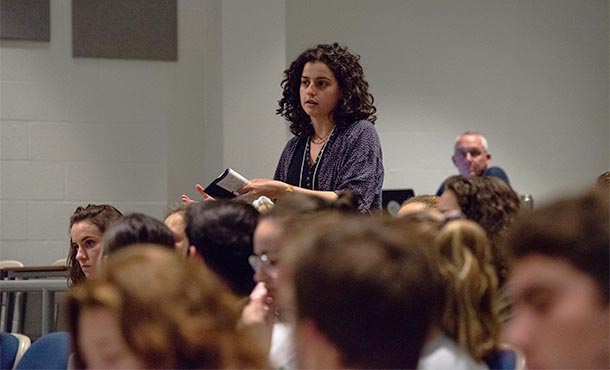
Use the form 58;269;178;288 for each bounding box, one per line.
203;168;249;199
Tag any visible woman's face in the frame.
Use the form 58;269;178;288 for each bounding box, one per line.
164;212;189;257
438;189;461;214
71;220;104;278
79;307;146;369
300;61;341;122
252;219;283;300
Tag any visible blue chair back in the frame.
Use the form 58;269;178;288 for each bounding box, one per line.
14;332;70;370
485;343;526;370
1;332;19;370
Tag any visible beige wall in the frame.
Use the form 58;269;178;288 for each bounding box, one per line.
1;0;608;264
287;0;609;199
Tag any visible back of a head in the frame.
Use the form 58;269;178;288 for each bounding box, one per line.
398;195;440;217
67;244;265;369
102;213;175;256
445;176;520;237
444;175;520;283
287;213;441;369
263;191;359;224
434;219;500;361
185;200;259;297
505;188;609;304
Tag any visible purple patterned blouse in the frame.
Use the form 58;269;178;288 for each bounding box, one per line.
274;120;384;212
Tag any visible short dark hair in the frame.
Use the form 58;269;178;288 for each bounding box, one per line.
68;204;123;286
505;189;609;304
277;43;377;138
102;213;175;255
287;213;441;368
185;201;259;297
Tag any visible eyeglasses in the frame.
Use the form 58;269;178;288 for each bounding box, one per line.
248;254;277;274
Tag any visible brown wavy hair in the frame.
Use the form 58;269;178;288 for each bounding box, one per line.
67;204;123;287
277;43;377;138
444;176;520;285
66;245;266;369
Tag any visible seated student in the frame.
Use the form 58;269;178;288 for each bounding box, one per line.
102;212;175;255
423;219;501;370
436;131;510;196
67;204;123;286
282;213;441;369
242;192;358;370
185;200;259;298
66;244;265;369
437;175;520;285
502;189;609;370
397;194;440;217
394;212;491;370
164;204;191;257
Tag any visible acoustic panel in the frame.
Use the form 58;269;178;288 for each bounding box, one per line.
72;0;177;61
0;0;50;41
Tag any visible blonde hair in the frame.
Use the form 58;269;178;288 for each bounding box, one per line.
434;220;501;362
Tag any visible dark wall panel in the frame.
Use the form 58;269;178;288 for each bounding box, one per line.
0;0;50;41
72;0;177;61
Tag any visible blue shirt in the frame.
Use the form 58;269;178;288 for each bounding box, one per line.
436;166;510;196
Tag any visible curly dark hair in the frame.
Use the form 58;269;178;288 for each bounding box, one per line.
444;176;520;285
277;43;377;138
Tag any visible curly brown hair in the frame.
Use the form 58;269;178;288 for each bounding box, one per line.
444;176;520;285
67;245;265;369
277;43;377;138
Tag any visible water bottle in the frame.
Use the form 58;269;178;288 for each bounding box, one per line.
520;194;534;210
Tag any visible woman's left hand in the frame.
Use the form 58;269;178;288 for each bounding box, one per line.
181;184;215;203
238;179;288;200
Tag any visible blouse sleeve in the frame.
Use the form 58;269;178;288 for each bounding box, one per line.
273;137;299;182
331;122;384;212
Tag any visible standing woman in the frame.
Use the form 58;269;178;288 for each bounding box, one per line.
239;43;384;212
67;204;123;286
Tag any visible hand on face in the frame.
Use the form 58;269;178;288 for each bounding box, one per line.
241;282;275;326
